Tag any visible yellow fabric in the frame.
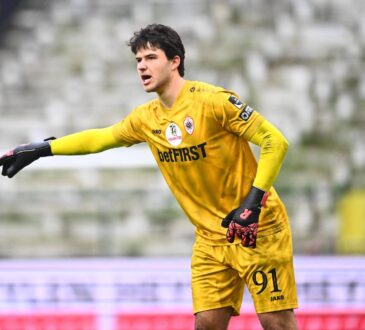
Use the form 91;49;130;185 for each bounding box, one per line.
336;190;365;253
250;120;289;191
112;80;289;245
50;126;122;155
191;224;298;314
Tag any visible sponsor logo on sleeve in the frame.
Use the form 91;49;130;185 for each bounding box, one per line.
240;105;254;121
228;95;244;110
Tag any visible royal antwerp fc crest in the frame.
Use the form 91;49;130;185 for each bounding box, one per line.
165;122;182;146
183;116;194;135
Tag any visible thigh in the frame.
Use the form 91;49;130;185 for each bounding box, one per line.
191;242;245;316
244;226;298;314
257;309;298;330
195;307;233;330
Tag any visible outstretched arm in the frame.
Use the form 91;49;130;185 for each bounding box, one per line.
0;126;121;178
50;126;121;155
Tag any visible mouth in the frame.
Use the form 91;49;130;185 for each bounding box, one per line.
141;74;152;86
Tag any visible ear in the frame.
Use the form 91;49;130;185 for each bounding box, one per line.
171;55;181;71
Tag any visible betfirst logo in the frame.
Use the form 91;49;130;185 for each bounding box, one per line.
157;142;207;163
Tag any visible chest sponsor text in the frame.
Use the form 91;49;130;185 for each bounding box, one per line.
157;142;207;163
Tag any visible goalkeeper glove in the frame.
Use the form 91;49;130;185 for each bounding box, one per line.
221;186;268;248
0;137;55;178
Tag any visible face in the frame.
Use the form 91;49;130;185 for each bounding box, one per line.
135;44;179;93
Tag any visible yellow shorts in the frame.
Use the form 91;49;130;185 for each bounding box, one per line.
191;224;298;315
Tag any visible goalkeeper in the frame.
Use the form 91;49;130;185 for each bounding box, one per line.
0;24;298;330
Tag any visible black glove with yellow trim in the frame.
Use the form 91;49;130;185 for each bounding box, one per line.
221;187;268;248
0;137;55;178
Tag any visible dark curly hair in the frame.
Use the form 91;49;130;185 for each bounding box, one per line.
128;24;185;77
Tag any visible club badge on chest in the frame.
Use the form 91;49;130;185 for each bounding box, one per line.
165;122;183;146
165;117;195;147
183;116;194;135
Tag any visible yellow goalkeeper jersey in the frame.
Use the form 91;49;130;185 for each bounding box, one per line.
112;80;288;245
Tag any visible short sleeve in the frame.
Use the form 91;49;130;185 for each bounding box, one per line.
211;91;265;140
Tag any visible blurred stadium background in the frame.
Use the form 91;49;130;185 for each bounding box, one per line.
0;0;364;329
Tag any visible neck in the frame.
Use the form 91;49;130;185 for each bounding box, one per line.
157;76;185;109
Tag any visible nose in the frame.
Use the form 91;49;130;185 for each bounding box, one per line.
137;59;147;71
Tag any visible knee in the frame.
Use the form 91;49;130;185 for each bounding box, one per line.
195;322;213;330
260;318;287;330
